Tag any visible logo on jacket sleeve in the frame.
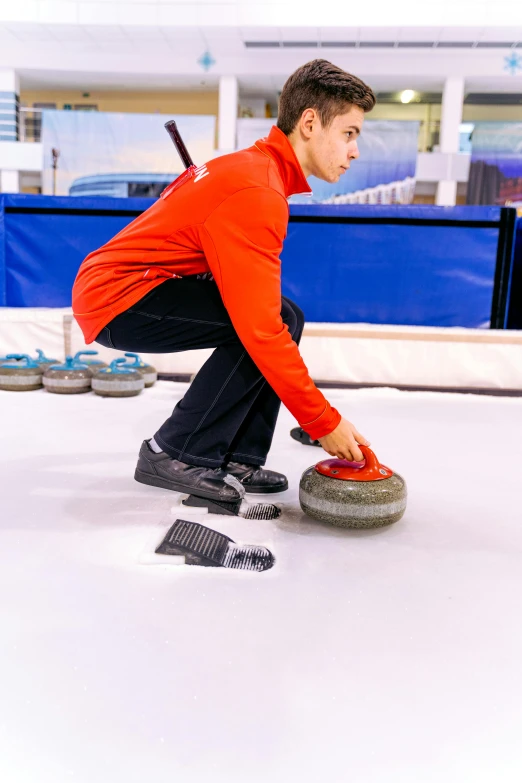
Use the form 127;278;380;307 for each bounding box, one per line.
194;164;209;183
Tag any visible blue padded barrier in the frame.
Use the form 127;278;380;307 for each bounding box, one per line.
0;195;517;328
0;194;152;308
282;205;515;328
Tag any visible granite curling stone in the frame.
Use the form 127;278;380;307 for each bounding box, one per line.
123;352;158;387
43;356;92;394
299;445;407;529
0;354;44;391
91;358;145;397
73;350;108;373
34;349;59;369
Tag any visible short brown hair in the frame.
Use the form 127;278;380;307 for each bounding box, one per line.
277;59;376;136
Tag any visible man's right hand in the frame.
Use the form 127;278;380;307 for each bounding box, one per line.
317;417;370;462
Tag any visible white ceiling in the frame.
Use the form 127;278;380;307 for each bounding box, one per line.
2;0;522;27
2;23;522;46
1;23;521;94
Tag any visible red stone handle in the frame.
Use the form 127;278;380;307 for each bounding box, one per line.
315;445;393;482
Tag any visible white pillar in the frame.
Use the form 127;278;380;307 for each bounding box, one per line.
0;69;19;94
436;76;465;207
0;69;20;142
0;170;20;193
218;76;238;153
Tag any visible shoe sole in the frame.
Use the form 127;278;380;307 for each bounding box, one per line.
134;468;241;503
290;427;321;447
243;480;288;494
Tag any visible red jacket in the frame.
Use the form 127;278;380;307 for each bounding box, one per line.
72;125;341;439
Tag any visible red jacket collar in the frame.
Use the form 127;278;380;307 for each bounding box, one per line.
255;126;312;198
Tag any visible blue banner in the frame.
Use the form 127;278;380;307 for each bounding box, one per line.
41;111;216;197
467;122;522;206
237;119;419;205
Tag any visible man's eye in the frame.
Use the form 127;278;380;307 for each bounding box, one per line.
346;132;352;138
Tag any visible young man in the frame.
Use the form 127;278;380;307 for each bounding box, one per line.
72;59;376;507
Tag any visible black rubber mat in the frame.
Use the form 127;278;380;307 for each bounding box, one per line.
156;519;275;571
183;495;281;519
243;503;281;520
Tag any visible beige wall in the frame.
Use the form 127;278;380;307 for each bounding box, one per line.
20;90;520;123
20;89;219;116
462;105;522;121
369;102;522;123
370;103;441;121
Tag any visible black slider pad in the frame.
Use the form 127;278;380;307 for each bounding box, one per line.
156;519;275;571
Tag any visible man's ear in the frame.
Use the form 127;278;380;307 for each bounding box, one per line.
300;108;317;139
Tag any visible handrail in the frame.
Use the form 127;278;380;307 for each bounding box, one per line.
18;108;44;143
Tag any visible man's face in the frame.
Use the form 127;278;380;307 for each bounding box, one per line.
306;106;364;183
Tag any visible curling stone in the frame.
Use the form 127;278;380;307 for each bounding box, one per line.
91;358;145;398
123;352;157;387
43;356;92;394
73;350;108;373
299;445;407;529
0;354;43;391
34;349;59;369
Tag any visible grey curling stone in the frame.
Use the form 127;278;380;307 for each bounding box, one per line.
299;445;407;529
73;350;108;373
43;356;92;394
92;358;145;398
34;349;59;369
123;352;158;387
0;354;43;391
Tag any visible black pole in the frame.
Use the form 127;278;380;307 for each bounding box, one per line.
164;121;194;170
490;206;517;329
51;147;60;196
507;220;522;329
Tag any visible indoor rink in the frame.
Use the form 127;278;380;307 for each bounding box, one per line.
1;2;522;781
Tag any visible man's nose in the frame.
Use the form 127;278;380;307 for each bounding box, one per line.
349;142;360;161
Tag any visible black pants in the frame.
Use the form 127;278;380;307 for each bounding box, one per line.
95;277;305;468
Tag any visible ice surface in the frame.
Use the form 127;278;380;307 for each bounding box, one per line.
1;381;522;782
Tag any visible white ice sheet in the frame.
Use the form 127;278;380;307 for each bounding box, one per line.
1;381;522;782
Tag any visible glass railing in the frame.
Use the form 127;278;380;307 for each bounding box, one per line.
18;107;43;143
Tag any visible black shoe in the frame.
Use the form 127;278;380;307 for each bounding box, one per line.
135;440;243;502
290;427;321;447
224;461;288;494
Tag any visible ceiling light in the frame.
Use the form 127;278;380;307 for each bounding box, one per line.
400;89;416;104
